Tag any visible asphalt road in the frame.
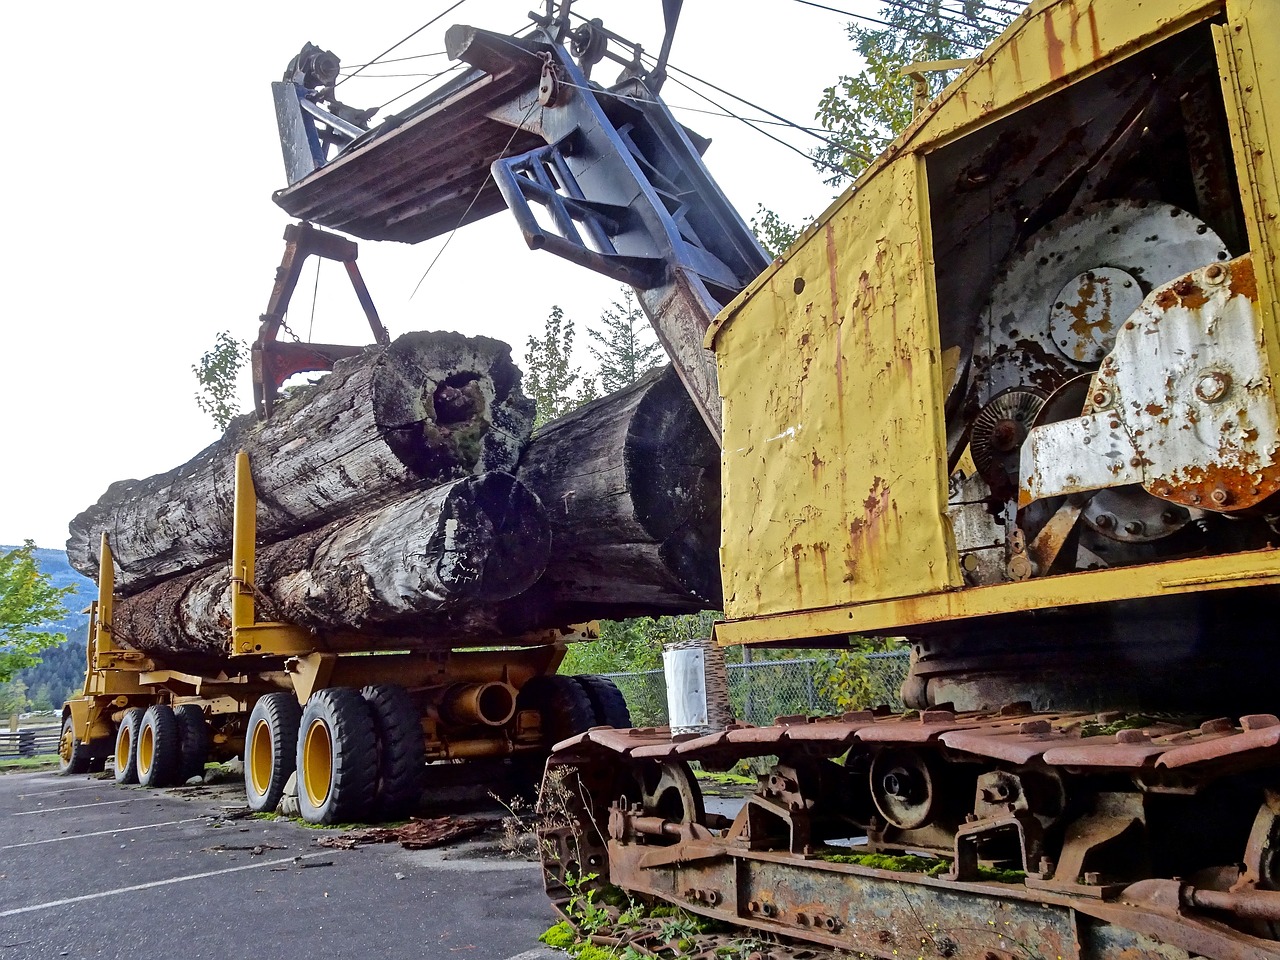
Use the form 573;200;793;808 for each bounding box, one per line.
0;769;561;960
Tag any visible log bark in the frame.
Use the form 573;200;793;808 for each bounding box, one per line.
68;331;534;595
112;472;549;657
499;364;722;632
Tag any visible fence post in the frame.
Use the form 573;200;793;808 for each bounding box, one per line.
18;729;35;758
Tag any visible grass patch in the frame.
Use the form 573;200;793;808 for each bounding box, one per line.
692;768;756;787
0;754;60;772
1080;715;1157;738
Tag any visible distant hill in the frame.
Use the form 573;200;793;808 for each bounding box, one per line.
2;545;95;709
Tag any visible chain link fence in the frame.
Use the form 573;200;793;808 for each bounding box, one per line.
603;651;911;728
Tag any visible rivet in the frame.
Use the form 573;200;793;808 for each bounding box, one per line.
1211;487;1231;505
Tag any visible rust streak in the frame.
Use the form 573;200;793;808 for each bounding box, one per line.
1044;11;1066;81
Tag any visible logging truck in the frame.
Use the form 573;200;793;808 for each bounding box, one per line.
62;0;1280;955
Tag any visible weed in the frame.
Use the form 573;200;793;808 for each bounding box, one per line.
488;789;540;859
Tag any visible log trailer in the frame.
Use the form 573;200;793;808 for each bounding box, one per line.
66;0;1280;953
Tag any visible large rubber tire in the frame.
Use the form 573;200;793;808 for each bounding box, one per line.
58;717;91;775
573;675;632;728
510;676;597;797
114;707;144;784
360;685;426;820
245;693;302;814
519;675;597;746
174;704;210;783
137;705;181;788
296;688;378;825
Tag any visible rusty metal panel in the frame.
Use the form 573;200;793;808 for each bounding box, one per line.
714;156;959;621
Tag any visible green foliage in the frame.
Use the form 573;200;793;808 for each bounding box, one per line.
587;289;664;394
524;306;600;428
193;330;248;431
0;542;71;684
0;679;28;715
812;2;1015;187
749;205;802;259
816;636;907;711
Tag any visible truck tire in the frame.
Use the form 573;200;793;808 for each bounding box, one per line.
58;717;91;775
518;675;597;746
509;676;597;797
114;707;144;784
296;688;378;824
245;693;301;814
174;704;210;783
573;675;631;728
360;685;426;820
137;705;181;788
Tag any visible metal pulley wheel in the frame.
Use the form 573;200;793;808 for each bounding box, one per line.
968;200;1229;408
869;747;941;831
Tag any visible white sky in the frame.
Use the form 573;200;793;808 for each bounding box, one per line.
1;0;869;550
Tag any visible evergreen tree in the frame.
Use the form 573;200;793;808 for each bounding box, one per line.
813;0;1018;186
587;289;664;393
523;306;599;427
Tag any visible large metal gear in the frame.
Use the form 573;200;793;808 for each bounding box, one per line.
964;199;1229;416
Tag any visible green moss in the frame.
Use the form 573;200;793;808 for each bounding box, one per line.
539;921;577;949
816;850;1024;883
1080;715;1156;738
570;946;619;960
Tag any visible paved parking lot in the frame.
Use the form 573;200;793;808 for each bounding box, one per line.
0;769;560;960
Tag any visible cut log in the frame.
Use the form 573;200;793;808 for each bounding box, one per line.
500;364;722;631
68;331;534;595
112;473;550;657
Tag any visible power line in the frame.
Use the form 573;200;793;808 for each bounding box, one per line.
784;0;991;51
336;0;469;88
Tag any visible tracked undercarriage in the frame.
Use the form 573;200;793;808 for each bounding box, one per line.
541;710;1280;959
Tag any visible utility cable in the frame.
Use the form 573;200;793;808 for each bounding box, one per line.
409;100;541;298
307;257;321;342
375;63;467;112
789;0;991;48
336;0;469;87
340;51;446;69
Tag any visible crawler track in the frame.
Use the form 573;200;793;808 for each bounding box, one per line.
541;709;1280;960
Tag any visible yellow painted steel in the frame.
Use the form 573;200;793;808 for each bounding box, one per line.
302;719;333;807
249;718;274;797
1218;1;1280;377
709;0;1277;645
715;155;958;620
230;451;316;657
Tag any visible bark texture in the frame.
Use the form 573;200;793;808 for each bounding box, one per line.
111;472;550;657
68;331;534;595
500;364;722;632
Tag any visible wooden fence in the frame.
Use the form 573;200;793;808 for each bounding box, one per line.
0;726;62;758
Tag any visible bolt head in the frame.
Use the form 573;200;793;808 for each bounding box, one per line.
1211;487;1231;505
1195;371;1231;403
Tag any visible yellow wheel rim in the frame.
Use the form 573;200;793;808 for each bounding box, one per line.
118;727;133;768
302;719;333;808
138;722;153;777
249;719;274;797
60;727;74;764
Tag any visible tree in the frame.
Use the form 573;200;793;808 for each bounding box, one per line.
523;306;599;427
813;1;1016;186
0;542;71;683
193;330;248;431
750;205;802;260
587;289;664;394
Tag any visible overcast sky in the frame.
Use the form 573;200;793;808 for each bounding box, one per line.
1;1;869;550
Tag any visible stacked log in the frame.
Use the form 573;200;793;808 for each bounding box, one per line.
69;343;721;656
113;472;549;656
67;331;533;594
500;364;721;632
